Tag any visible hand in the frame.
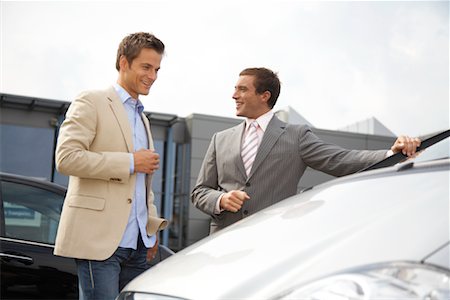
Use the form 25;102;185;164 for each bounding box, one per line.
220;190;250;213
133;149;160;174
391;136;421;157
147;237;159;262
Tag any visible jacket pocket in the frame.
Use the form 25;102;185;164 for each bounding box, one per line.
68;195;105;211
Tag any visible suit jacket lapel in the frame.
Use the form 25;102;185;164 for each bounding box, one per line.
107;86;134;152
248;116;286;179
232;122;247;177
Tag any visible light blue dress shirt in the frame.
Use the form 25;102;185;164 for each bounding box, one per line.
114;83;156;249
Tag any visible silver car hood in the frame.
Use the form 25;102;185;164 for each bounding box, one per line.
124;160;449;299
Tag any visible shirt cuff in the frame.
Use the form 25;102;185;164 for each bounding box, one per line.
214;193;225;214
129;153;135;174
386;150;394;158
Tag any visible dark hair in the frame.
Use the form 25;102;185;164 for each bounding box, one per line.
239;67;281;109
116;32;165;71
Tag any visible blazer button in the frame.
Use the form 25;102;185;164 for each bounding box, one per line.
245;182;250;187
127;198;132;204
243;210;249;215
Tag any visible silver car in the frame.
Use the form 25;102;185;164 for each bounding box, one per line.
118;130;450;300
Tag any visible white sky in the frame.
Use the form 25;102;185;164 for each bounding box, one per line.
1;0;448;137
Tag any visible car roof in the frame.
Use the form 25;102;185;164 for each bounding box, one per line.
0;172;67;193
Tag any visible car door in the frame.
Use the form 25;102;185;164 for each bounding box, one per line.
0;174;78;299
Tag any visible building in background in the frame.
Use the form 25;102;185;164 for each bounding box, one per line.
0;93;395;250
338;116;396;137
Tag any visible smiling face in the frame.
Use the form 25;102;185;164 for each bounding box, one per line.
232;75;270;119
118;48;162;99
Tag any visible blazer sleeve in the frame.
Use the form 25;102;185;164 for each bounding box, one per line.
299;126;388;177
55;92;130;182
191;133;224;217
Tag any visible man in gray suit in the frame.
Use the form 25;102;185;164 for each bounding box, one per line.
192;67;421;234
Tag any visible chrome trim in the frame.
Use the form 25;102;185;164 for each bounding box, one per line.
0;237;54;248
0;252;33;263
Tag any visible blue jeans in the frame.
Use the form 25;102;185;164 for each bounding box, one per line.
76;238;149;300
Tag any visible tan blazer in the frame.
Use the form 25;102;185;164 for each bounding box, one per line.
192;116;387;234
54;86;168;260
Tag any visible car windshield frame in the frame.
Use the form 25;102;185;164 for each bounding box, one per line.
361;129;450;172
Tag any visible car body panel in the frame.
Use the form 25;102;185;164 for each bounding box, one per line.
1;238;78;298
123;159;449;300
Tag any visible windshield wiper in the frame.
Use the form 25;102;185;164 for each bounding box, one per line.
361;129;450;172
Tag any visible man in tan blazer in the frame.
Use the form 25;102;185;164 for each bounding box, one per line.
192;67;421;234
54;32;168;300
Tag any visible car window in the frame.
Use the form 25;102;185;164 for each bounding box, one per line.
1;180;64;245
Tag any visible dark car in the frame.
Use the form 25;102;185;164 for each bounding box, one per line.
0;172;78;299
0;172;174;299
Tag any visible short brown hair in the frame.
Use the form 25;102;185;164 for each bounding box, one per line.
239;67;281;109
116;32;165;71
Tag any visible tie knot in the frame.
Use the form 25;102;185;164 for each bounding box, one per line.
250;121;258;129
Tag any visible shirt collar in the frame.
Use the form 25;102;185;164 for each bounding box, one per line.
113;83;145;113
245;110;274;132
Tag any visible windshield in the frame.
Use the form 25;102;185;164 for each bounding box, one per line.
414;135;449;162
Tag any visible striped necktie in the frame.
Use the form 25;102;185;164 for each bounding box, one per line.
241;121;259;176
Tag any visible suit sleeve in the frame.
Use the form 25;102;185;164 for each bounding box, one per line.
191;133;224;217
299;126;389;177
55;93;130;182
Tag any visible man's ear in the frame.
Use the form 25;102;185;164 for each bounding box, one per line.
119;55;128;71
260;90;271;105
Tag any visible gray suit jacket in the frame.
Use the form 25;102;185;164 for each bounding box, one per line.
191;115;386;234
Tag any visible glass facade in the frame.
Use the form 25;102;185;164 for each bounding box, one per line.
168;143;190;251
152;140;165;214
0;124;56;181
